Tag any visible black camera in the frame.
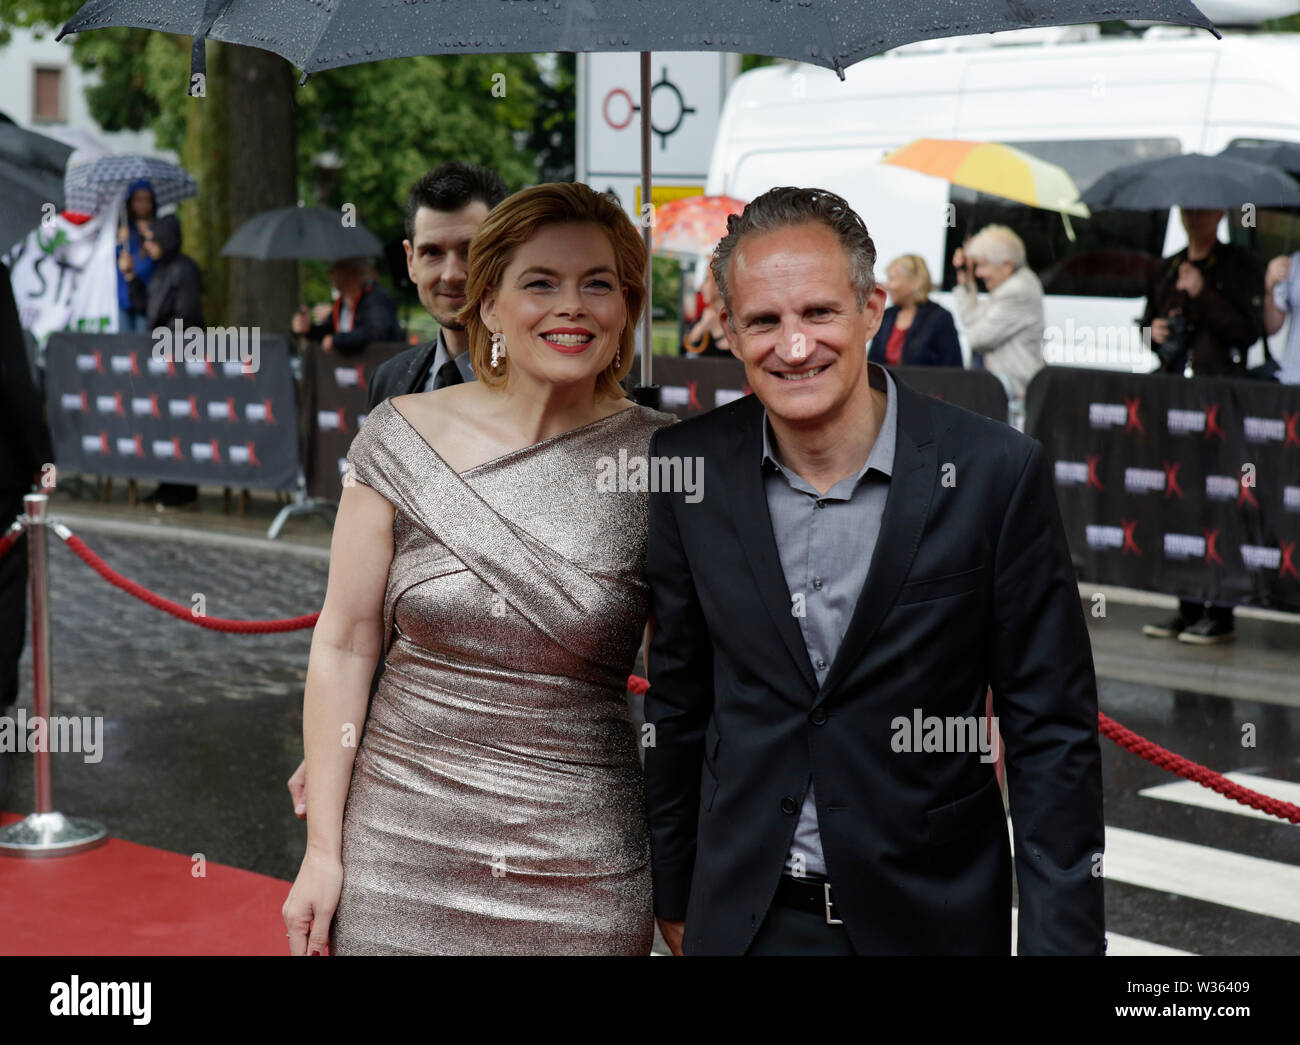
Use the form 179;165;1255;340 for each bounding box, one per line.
1156;313;1194;371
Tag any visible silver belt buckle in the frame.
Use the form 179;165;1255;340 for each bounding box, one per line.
823;882;843;925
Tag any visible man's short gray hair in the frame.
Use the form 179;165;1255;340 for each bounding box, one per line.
710;187;877;318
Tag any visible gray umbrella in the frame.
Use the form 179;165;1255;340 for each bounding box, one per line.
1220;140;1300;176
0;118;73;251
58;0;1219;388
221;205;383;261
1081;152;1300;211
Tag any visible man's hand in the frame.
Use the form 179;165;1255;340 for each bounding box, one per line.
1176;261;1204;299
1266;254;1291;290
322;334;335;352
1150;317;1170;345
117;251;134;277
657;918;685;955
288;759;307;819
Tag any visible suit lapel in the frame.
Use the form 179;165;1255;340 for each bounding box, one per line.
817;376;937;703
720;396;819;694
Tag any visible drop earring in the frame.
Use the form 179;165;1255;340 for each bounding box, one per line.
614;347;621;369
490;330;506;368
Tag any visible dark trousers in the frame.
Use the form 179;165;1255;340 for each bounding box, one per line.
745;898;858;955
0;492;27;711
1178;600;1234;627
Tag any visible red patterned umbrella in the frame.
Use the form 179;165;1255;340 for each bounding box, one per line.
651;195;746;260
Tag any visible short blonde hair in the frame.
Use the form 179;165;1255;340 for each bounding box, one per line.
456;183;645;400
887;254;932;302
966;224;1026;270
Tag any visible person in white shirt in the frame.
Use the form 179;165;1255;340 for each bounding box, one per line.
951;224;1046;401
1264;251;1300;385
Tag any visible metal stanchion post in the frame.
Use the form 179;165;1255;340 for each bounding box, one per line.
0;493;108;856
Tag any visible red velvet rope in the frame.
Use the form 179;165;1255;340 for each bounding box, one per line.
45;527;1300;824
0;525;22;562
61;533;319;633
1098;711;1300;823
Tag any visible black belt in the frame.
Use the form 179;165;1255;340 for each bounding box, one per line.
774;874;843;925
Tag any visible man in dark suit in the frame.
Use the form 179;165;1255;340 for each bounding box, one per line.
287;162;507;816
643;187;1105;956
364;162;509;411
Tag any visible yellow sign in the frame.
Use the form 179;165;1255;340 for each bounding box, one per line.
634;184;704;211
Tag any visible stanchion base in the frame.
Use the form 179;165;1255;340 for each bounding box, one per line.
0;811;109;857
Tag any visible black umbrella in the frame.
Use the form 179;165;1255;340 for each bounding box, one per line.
0;118;73;251
1081;153;1300;211
221;205;384;261
58;0;1219;387
1220;140;1300;176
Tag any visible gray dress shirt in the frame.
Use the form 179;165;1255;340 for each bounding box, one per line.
760;363;898;878
421;329;477;392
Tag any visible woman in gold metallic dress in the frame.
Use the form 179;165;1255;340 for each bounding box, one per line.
282;183;675;954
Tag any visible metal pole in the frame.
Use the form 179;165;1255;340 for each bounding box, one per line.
640;50;653;391
0;494;108;856
28;493;52;814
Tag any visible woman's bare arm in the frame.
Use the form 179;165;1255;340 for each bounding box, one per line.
303;479;395;859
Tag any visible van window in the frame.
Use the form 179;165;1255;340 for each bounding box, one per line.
942;138;1181;298
1222;138;1300;263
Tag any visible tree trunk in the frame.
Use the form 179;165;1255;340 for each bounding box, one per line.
178;40;230;329
224;45;298;333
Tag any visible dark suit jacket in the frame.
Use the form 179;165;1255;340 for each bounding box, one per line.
643;374;1105;955
308;280;404;356
366;338;440;411
0;261;54;493
868;301;963;368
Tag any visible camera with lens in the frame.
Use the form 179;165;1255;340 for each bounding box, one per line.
1156;313;1194;371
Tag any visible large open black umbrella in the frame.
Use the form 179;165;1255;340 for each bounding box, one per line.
1081;152;1300;211
58;0;1218;390
1220;140;1300;176
221;205;384;261
0;117;74;251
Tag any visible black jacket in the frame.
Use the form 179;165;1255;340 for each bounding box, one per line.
0;261;54;493
1140;241;1264;376
366;338;439;411
308;280;404;355
643;373;1104;955
868;301;963;368
128;215;204;328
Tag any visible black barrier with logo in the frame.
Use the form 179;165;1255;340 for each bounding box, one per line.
301;340;411;501
43;332;300;490
651;356;1010;423
1025;366;1300;612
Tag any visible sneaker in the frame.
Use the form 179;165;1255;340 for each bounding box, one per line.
1143;613;1192;638
1177;616;1235;645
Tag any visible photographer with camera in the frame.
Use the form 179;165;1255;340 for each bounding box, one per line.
1140;206;1266;645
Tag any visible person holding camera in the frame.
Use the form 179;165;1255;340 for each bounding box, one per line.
1141;207;1264;378
1140;207;1265;645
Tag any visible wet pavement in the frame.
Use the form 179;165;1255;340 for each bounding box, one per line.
1;492;1298;955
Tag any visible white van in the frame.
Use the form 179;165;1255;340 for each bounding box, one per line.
705;22;1300;374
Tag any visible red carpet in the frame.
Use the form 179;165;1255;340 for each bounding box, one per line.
0;811;293;955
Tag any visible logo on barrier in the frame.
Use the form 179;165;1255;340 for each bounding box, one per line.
716;387;747;407
1123;467;1164;495
114;435;144;458
1238;475;1260;510
95;392;124;416
1125;396;1144;434
245;400;277;424
60;392;87;412
1281;541;1299;580
1088;402;1128;430
228;442;261;467
81;432;108;454
1244;416;1286;443
151;437;182;460
1121;519;1141;557
1162;462;1183;500
1204;529;1223;566
1286;412;1300;449
110;352;140;375
1285;486;1300;513
75;351;104;373
130;395;160;418
1163;532;1205;561
659;385;690;410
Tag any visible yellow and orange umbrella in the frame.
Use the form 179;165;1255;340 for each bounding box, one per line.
882;138;1089;236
